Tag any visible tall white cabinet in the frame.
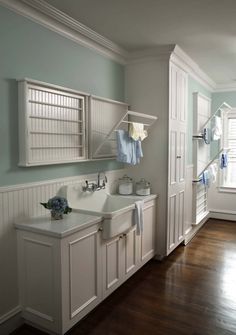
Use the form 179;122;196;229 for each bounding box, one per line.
167;62;187;254
126;46;187;258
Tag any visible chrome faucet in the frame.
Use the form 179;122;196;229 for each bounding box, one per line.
82;172;107;192
97;172;107;190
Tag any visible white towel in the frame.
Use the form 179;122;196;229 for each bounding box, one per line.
208;163;218;183
134;200;144;235
212;116;222;140
129;122;148;141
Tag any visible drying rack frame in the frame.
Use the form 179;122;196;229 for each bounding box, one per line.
192;147;230;183
192;101;232;140
93;110;158;157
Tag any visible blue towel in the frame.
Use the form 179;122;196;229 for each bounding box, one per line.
220;153;228;169
134;200;144;235
200;170;209;187
116;130;143;165
203;128;211;144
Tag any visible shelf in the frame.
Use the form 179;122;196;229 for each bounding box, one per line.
31;146;83;149
30;131;83;136
29;115;83;123
29;100;83;111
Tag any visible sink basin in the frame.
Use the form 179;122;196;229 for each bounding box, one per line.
60;185;136;239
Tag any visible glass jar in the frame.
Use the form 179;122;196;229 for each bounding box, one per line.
118;175;133;195
135;178;151;196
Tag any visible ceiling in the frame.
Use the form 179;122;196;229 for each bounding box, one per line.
44;0;236;85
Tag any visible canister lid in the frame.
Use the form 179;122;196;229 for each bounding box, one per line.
119;174;133;182
136;178;150;187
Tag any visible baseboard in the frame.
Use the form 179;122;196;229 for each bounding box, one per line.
184;215;208;245
209;210;236;222
0;306;22;335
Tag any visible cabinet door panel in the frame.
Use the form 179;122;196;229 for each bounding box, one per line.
170;64;178;121
141;205;155;262
170;130;178;185
69;230;99;318
102;236;122;298
124;227;137;275
179;131;186;183
168;194;177;252
178;190;185;242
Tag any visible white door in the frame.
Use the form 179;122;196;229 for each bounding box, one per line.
102;235;124;298
167;62;187;255
141;201;156;263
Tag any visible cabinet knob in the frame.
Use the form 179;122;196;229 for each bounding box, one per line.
119;235;123;239
98;227;103;232
176;155;181;159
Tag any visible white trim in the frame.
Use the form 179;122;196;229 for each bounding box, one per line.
2;1;236;93
0;306;21;324
0;0;127;64
209;209;236;221
171;46;216;92
214;83;236;93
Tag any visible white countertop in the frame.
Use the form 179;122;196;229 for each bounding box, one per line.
14;212;102;238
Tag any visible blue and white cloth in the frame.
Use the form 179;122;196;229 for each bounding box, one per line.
116;129;143;165
134;200;144;235
203;128;211;144
220;153;228;169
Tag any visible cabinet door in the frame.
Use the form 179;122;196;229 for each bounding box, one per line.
102;235;123;298
141;201;156;264
62;224;102;331
123;226;138;279
167;62;187;255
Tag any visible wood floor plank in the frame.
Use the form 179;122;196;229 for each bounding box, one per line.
11;219;236;335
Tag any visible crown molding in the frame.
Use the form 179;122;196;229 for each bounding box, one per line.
0;0;127;64
214;83;236;93
1;0;236;93
127;45;175;64
171;45;216;92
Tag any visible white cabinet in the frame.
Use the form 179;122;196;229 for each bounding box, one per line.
16;197;157;334
17;221;102;335
102;225;139;298
167;62;187;254
102;199;156;298
141;200;156;262
18;78;89;166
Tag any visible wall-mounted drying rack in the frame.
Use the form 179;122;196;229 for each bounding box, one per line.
192;148;230;183
93;110;158;157
192;102;232;140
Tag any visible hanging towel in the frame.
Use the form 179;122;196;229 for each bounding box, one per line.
129;122;148;141
208;163;218;183
134;200;144;235
203;128;211;144
116;129;143;165
220;153;228;169
201;170;210;187
212;116;222;141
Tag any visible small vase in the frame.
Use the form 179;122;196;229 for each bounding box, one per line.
51;211;63;220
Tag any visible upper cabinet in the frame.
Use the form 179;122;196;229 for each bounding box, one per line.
18;79;89;166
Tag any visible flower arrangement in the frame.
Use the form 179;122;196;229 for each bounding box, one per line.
41;196;72;220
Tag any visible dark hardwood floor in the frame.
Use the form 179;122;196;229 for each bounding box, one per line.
12;219;236;335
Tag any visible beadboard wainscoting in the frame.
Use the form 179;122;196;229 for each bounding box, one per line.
0;169;127;334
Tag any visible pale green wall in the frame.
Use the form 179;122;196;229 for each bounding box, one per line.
0;6;125;186
187;76;212;164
